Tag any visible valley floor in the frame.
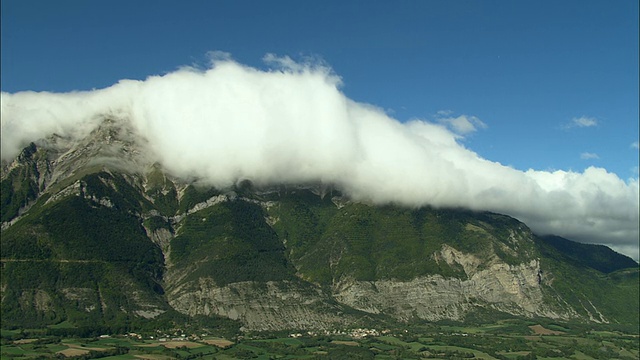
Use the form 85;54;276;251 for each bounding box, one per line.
1;321;638;359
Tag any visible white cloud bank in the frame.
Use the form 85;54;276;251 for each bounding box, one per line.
1;55;639;261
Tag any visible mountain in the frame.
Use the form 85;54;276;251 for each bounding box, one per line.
537;235;638;274
1;116;638;333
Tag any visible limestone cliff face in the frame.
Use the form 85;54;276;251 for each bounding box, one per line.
332;245;571;322
164;244;579;329
167;278;352;331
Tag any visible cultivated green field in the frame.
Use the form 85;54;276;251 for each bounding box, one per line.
2;320;638;359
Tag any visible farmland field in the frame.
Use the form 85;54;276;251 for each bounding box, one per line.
1;320;638;359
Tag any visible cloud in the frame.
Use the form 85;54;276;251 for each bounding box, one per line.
206;50;233;63
437;114;487;135
436;109;454;116
1;54;638;261
632;141;639;149
564;116;598;129
580;152;600;160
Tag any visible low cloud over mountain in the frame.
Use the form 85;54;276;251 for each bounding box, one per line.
1;55;638;260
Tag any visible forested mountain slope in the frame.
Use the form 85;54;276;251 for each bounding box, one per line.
1;118;637;332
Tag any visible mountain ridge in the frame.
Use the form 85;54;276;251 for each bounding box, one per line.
1;119;638;333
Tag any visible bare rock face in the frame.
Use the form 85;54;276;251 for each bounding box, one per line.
168;278;352;331
332;245;574;322
166;244;581;329
334;276;472;321
145;227;173;252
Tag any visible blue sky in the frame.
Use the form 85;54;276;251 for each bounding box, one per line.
2;0;638;178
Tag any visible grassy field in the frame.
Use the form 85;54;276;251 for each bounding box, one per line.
1;321;638;359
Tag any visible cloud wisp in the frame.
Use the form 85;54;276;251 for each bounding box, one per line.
580;152;600;160
437;114;487;136
564;116;599;129
1;55;638;260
